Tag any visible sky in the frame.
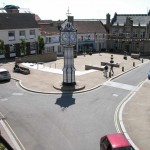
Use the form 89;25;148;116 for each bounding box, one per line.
0;0;150;21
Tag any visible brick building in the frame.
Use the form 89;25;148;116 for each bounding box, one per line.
106;12;150;55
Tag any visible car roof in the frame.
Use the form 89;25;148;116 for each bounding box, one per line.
0;68;8;72
106;133;131;148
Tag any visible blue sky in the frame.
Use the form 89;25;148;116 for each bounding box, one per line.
0;0;150;20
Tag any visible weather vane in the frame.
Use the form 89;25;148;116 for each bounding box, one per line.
66;7;71;17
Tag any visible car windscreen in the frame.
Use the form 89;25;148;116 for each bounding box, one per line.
114;147;135;150
0;71;9;74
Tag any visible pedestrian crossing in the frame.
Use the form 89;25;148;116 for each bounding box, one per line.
103;81;136;91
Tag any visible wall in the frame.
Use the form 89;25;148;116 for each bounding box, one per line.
15;52;57;63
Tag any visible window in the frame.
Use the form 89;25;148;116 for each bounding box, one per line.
133;30;138;38
8;31;15;41
58;46;61;52
9;44;15;53
118;28;123;37
19;30;26;38
50;46;54;52
29;30;35;39
140;45;144;51
30;42;36;50
140;31;145;38
118;43;122;49
49;37;51;43
112;28;117;36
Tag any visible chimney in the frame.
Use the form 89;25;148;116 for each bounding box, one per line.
68;16;74;25
106;13;110;32
4;5;20;14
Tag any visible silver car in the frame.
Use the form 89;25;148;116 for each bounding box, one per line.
0;68;11;81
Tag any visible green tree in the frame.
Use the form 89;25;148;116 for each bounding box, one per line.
38;36;44;54
0;39;5;55
0;143;6;150
20;39;27;55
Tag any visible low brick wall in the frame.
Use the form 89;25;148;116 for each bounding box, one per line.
85;65;105;71
101;62;120;67
131;53;140;59
15;52;57;63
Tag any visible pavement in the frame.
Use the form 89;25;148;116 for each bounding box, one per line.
0;53;150;150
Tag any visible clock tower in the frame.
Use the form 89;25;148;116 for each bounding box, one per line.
60;18;77;85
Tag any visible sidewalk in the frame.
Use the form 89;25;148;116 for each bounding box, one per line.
122;79;150;150
2;53;144;93
0;53;149;150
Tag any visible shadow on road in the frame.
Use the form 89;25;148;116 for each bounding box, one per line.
55;92;75;109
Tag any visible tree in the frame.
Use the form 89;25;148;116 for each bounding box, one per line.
20;39;27;55
0;39;5;55
38;36;44;54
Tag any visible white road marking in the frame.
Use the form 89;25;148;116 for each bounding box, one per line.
12;93;24;96
103;81;136;91
0;120;22;150
113;94;119;97
0;98;8;101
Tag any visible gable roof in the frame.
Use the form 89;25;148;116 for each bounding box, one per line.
38;20;62;36
0;13;39;30
111;13;150;26
38;19;107;36
74;20;107;34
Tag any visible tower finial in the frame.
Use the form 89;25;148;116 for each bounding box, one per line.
66;7;71;17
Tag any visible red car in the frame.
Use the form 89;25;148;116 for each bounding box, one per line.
100;133;135;150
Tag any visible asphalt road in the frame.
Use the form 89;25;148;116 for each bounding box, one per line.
0;62;149;150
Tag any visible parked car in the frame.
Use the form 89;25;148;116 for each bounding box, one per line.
0;68;11;81
148;71;150;80
100;133;135;150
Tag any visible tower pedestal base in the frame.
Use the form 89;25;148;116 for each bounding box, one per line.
53;81;85;92
63;82;76;86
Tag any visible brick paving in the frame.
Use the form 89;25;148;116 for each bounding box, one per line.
2;53;143;93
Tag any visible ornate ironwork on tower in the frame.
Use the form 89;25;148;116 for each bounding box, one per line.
60;19;77;85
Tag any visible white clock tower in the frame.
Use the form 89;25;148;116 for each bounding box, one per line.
60;18;77;85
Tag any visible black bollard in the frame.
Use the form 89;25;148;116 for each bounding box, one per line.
109;71;111;78
122;66;124;72
142;59;143;63
133;62;135;67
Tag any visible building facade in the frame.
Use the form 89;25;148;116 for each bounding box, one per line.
0;6;40;59
39;18;107;55
106;12;150;55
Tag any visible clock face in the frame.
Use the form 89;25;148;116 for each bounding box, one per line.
70;32;76;42
61;31;77;45
62;32;69;42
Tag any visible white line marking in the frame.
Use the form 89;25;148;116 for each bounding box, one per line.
12;93;24;96
0;98;8;101
0;120;22;150
113;94;119;97
103;81;136;91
